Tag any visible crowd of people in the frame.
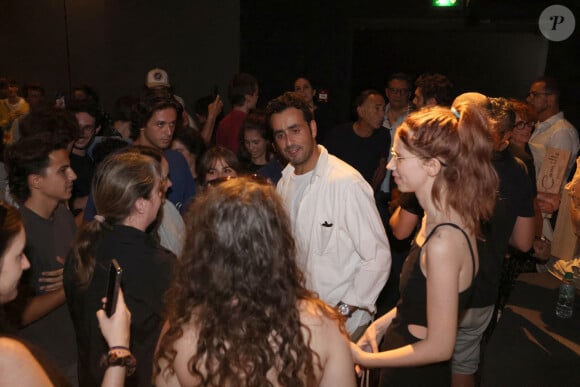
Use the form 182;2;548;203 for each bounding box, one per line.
0;68;577;386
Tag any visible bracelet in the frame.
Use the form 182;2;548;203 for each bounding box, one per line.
100;349;137;376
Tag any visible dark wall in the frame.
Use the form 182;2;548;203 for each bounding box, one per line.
1;1;578;126
241;0;580;126
0;0;240;112
240;0;351;116
350;26;549;100
241;0;352;119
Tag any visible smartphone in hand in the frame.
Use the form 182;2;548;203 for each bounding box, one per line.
103;259;123;317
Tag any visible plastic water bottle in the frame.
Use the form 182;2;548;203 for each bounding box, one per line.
555;272;575;319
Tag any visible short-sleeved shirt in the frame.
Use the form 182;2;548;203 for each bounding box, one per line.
323;122;389;184
17;204;78;376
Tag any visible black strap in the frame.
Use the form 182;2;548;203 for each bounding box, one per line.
424;222;476;280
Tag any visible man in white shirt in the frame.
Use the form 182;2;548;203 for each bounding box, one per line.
266;92;391;338
527;76;579;237
527;76;579;180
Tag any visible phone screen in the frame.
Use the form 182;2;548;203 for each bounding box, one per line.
104;259;123;317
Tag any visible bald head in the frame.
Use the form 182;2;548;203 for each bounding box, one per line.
453;92;490;110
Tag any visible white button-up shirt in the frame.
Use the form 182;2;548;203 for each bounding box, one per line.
277;145;392;333
529;111;579;181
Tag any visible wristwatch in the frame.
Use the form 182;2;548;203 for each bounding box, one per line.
337;302;357;318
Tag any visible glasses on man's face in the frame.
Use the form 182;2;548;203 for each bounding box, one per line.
527;91;552;98
513;121;535;130
387;88;411;96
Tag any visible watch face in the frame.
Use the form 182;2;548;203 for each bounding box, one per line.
338;303;350;316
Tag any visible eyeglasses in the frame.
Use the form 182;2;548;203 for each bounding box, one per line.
513;121;535;130
387;88;411;96
390;149;448;167
390;149;417;163
527;91;552;98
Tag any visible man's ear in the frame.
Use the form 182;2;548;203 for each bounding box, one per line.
95;125;102;135
309;119;318;140
502;130;512;143
424;158;442;177
426;97;437;107
28;174;42;190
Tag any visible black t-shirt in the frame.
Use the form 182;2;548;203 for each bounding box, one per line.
64;225;174;387
471;149;535;307
313;102;339;144
323;122;389;184
507;143;537;197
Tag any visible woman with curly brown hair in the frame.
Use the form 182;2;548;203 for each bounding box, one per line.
154;177;355;387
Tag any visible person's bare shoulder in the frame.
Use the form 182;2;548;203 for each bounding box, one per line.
155;321;200;387
0;337;53;386
299;300;356;387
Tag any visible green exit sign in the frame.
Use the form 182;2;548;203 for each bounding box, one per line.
433;0;459;6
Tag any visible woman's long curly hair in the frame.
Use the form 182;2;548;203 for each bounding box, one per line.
155;177;340;386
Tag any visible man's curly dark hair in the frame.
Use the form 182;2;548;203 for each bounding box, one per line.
4;132;70;203
130;92;182;140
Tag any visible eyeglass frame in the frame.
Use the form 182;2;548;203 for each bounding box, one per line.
513;120;535;130
527;91;553;98
390;149;416;162
386;88;411;96
390;148;448;167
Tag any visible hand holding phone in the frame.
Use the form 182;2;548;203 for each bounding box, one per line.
103;259;123;317
96;287;131;349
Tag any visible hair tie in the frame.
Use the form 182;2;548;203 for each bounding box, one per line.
94;215;106;223
451;107;460;119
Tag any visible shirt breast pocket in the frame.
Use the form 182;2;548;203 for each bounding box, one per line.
316;221;337;254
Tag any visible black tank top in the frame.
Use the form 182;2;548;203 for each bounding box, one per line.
394;222;476;327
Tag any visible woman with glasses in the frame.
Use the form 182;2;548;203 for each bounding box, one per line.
508;99;537;188
154;177;355;386
350;104;498;386
507;100;556;262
